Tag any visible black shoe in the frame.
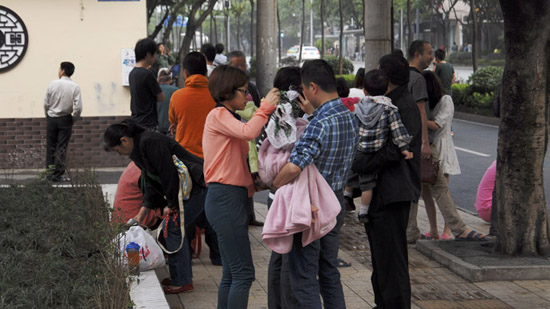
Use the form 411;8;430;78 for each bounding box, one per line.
358;213;368;223
344;196;356;213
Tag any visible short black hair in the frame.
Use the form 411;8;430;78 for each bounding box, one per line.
435;49;446;61
301;59;337;93
215;43;225;54
336;77;350;98
363;69;388;96
354;68;365;89
273;66;301;91
183;51;207;76
408;40;429;60
226;50;246;64
60;61;75;77
378;54;410;86
200;43;216;62
103;120;145;151
134;38;157;62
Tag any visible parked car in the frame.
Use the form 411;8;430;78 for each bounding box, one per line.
286;45;321;60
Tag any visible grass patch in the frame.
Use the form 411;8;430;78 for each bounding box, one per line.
0;172;130;308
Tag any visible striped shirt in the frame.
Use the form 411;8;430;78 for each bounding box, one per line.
290;98;357;191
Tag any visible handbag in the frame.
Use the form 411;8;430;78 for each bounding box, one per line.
119;226;166;271
421;158;440;185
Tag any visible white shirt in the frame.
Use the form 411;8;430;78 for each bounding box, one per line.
43;76;82;118
214;53;227;66
207;64;216;77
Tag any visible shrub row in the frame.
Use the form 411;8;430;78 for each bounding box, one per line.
0;176;130;307
451;66;503;115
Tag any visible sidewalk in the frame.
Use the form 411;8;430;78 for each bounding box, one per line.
4;170;549;308
158;197;550;309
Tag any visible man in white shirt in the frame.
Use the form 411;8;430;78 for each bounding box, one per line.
200;43;217;77
43;61;82;182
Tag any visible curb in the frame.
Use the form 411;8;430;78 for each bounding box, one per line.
416;240;550;282
454;111;500;126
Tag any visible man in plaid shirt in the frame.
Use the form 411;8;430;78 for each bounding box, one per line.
347;69;413;223
272;60;357;308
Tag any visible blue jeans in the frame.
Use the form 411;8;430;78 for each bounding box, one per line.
205;183;255;309
287;191;346;308
162;207;192;286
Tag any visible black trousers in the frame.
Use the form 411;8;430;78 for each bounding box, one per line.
365;200;412;309
186;212;221;265
46;115;73;180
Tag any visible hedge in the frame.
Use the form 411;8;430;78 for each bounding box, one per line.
451;66;502;115
0;176;130;307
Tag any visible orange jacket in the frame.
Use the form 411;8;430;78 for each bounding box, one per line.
169;74;216;158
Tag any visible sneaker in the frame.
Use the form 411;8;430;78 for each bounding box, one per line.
358;213;368;223
344;196;356;212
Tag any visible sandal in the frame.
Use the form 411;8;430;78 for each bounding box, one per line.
336;258;352;268
440;233;453;240
455;230;488;241
420;232;438;240
161;278;171;286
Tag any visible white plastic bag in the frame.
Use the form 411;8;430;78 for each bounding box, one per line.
119;226;165;271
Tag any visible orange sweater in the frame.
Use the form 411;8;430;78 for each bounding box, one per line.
202;100;275;189
169;74;216;158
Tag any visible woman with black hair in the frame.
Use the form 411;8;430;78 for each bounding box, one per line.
422;70;463;240
203;65;279;308
104;120;205;294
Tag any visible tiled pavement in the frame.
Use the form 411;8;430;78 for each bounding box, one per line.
160;199;550;309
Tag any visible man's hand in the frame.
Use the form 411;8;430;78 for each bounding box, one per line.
298;94;315;116
272;162;302;189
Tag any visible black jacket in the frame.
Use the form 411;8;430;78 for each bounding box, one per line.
352;85;421;206
130;130;206;210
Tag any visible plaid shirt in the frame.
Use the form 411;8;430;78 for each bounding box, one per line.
290;98;357;191
357;104;411;153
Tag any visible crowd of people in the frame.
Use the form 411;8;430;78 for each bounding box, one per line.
94;37;492;308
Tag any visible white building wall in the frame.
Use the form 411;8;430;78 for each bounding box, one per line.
0;0;147;118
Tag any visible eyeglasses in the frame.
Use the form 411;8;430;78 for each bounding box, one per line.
236;88;250;96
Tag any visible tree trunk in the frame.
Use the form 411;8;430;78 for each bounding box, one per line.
299;0;305;63
471;0;478;72
237;15;242;51
320;0;325;58
496;0;550;256
213;11;218;44
149;9;170;40
364;0;392;70
250;0;255;57
256;0;278;96
338;0;343;74
177;0;218;87
277;2;282;64
407;0;413;49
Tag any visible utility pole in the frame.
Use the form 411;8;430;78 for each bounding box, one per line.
364;0;392;70
310;0;313;46
256;0;277;95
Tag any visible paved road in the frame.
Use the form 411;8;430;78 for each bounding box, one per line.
450;118;550;214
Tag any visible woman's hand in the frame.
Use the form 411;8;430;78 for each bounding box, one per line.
163;206;175;217
298;94;315;116
264;88;281;106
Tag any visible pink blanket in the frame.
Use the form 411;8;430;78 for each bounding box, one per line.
258;118;341;254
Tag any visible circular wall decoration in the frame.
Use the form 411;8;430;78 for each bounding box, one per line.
0;6;28;73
